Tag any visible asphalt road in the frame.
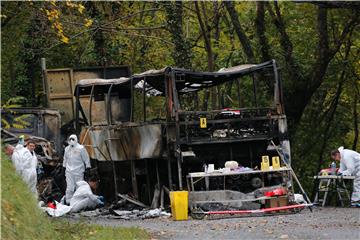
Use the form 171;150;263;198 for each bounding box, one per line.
80;207;359;240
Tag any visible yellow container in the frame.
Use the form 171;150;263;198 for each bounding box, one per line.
170;191;188;221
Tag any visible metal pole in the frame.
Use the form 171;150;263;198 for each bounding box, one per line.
130;160;139;199
143;77;146;122
171;71;183;190
75;86;80;134
145;159;151;203
236;79;241;108
164;72;173;190
41;58;48;107
156;158;160;187
89;85;95;125
272;59;282;114
252;75;258;109
130;77;134;122
106;84;114;125
104;140;118;202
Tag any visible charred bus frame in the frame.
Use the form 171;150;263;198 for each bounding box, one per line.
74;59;292;203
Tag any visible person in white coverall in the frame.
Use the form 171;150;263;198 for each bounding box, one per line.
63;134;91;204
42;177;104;217
70;177;104;213
11;135;26;175
21;140;38;194
331;147;360;205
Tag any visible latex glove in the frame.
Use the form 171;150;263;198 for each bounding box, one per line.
97;196;105;206
98;196;105;202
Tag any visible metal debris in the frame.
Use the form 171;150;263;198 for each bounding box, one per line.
109;208;170;220
118;193;148;208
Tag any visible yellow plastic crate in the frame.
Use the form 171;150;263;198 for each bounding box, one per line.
170;191;188;221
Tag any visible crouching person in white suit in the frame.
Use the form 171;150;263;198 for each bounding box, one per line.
70;176;104;213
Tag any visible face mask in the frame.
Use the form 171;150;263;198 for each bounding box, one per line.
68;134;78;146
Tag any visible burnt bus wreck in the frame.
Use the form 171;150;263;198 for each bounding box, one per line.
74;59;293;207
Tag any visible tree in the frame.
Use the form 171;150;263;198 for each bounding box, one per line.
162;1;192;69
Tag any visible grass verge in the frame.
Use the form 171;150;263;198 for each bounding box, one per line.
1;151;149;240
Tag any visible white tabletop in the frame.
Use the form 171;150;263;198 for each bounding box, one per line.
188;167;291;178
313;175;355;180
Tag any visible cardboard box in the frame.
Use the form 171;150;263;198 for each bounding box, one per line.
266;196;289;209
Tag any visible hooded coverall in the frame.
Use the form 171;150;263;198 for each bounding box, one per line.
63;135;91;203
338;147;360;203
11;144;27;175
21;148;38;194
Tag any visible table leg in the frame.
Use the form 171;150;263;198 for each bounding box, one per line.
336;179;344;207
322;179;332;207
314;178;320;204
205;176;209;191
342;179;351;205
190;177;194;191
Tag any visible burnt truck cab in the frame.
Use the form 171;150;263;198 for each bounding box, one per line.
1;108;61;158
74;59;293;205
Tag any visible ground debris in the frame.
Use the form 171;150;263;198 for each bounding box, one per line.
72;208;107;218
108;208;170;220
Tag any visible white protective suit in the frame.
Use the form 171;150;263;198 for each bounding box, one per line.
63;134;91;203
69;180;102;213
42;181;101;217
11;144;27;175
21;148;38;194
338;146;360;202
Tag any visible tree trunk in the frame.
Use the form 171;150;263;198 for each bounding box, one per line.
23;12;43;106
255;2;270;62
163;1;192;69
224;1;255;63
194;2;217;110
